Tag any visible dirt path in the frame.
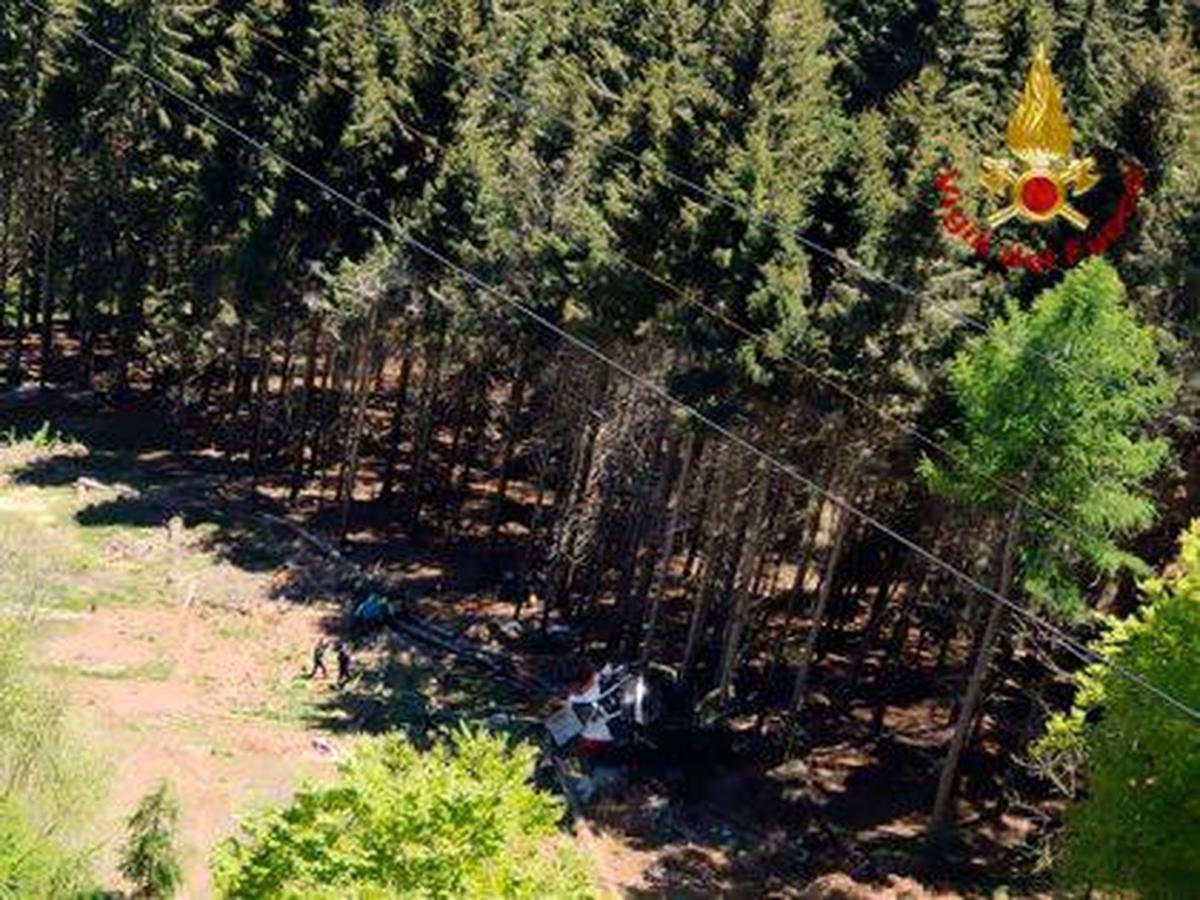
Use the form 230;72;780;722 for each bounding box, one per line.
42;598;343;898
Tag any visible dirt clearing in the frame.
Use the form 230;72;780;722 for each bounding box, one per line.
40;599;342;897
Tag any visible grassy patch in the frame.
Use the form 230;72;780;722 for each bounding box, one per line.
234;675;322;727
41;658;177;683
214;617;267;643
0;443;180;612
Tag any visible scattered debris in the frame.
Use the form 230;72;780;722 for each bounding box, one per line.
497;619;524;641
261;513;343;560
486;712;512;729
543;661;692;755
573;774;598;806
591;763;632;798
75;476;139;500
311;736;336;757
643;794;669;818
464;621;492;643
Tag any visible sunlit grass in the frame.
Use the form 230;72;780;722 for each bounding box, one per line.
0;438;179;613
233;674;321;727
40;658;177;683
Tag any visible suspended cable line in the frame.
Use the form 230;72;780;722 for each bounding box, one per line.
232;9;1156;567
385;2;1160;399
24;0;1198;724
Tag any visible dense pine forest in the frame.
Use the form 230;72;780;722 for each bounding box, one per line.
2;0;1199;896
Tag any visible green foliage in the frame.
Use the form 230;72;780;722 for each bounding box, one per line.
211;727;596;899
0;419;67;450
921;258;1174;614
1032;520;1200;894
0;801;91;900
0;622;102;898
2;2;1198;893
119;781;183;899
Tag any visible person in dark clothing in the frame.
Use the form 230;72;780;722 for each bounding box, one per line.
499;570;520;609
335;641;352;689
500;569;532;620
308;639;329;679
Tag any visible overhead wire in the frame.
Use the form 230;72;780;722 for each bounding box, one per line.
385;0;1166;407
21;0;1199;724
221;8;1178;744
232;8;1153;572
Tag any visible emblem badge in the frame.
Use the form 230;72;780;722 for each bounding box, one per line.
932;44;1144;274
979;45;1099;231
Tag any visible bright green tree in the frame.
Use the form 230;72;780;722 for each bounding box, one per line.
922;257;1175;830
211;727;596;899
1034;520;1200;894
119;780;183;899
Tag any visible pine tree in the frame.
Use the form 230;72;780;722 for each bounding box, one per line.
119;781;183;899
923;258;1174;831
71;0;218;393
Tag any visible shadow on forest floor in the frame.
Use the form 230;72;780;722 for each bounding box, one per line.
2;391;1051;896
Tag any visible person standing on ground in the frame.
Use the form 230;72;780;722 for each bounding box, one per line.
335;641;352;689
308;639;328;679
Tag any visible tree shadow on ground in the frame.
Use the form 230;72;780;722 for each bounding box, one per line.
4;401;317;574
301;629;543;740
2;395;1051;896
10;447;292;573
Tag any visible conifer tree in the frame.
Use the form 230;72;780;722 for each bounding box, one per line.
923;258;1174;831
73;0;217;392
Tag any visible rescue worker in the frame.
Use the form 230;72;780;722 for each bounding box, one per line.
308;638;329;679
335;641;352;689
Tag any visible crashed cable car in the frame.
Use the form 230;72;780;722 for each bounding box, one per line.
544;662;693;755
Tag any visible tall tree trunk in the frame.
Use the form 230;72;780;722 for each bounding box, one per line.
7;260;29;387
871;563;932;736
278;312;296;405
717;470;773;703
610;419;669;651
767;496;825;683
288;319;322;504
0;181;11;355
682;458;740;682
78;279;96;391
249;328;275;478
379;325;416;501
451;386;486;537
681;556;718;682
637;429;697;663
312;346;345;503
848;547;904;686
38;185;59;387
929;501;1023;833
489;369;528;539
788;501;853;730
683;456;718;578
407;328;445;529
338;306;380;542
441;369;476;534
681;521;726;678
229;313;251;415
334;338;366;506
114;267;143;398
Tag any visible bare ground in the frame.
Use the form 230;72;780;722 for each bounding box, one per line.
40;598;343;898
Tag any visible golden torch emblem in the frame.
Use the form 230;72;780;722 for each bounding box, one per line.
980;44;1099;230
